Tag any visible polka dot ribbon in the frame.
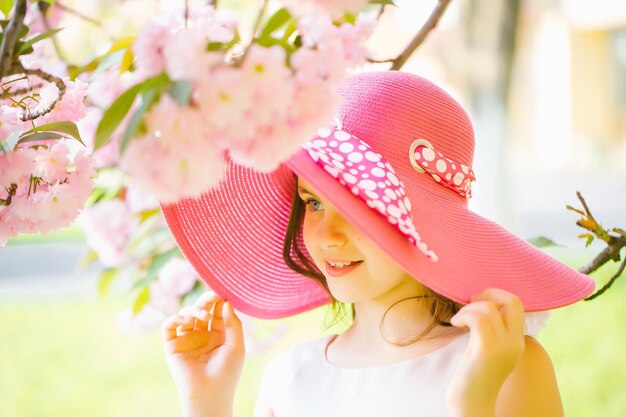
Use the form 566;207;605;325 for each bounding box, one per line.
302;125;438;262
409;139;476;200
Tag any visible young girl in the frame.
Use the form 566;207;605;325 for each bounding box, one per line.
159;71;595;417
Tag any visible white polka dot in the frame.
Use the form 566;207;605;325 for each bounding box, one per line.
347;152;363;163
365;190;378;200
377;162;385;168
314;139;326;147
385;162;396;173
324;165;339;177
371;167;385;177
404;197;411;211
398;199;407;214
367;199;386;213
436;160;447;173
332;160;345;170
385;180;391;186
446;173;452;180
432;174;441;182
388;204;401;219
351;186;359;195
382;196;390;203
395;189;403;197
451;164;456;170
387;172;399;186
384;188;397;200
418;242;428;253
413;152;421;160
461;165;469;174
359;179;377;191
329;152;344;161
339;142;354;153
388;216;398;224
342;172;357;184
349;168;358;175
377;182;386;188
358;145;367;151
346;161;353;167
317;127;331;137
334;130;351;141
365;151;381;162
329;141;337;147
358;165;366;170
362;174;369;179
422;148;435;161
453;172;465;185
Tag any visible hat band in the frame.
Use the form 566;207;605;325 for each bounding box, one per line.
302;126;438;262
409;139;476;200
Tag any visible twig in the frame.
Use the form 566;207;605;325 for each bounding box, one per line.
585;256;626;301
39;3;65;61
232;0;269;68
184;0;189;28
0;82;44;99
55;1;103;27
18;68;66;121
367;0;452;70
566;191;626;299
0;0;28;80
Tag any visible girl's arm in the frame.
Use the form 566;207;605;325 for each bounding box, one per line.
446;288;563;417
494;335;563;417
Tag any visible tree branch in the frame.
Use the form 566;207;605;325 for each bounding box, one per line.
232;0;269;68
18;68;67;121
585;256;626;301
0;0;28;80
367;0;453;70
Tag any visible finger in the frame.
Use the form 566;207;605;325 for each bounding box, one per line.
162;314;188;342
194;291;225;310
450;302;501;341
471;288;525;336
180;306;212;330
222;301;245;352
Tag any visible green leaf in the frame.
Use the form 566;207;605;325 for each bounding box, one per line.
95;73;170;151
181;281;207;306
17;27;63;54
0;0;14;17
281;18;298;42
254;36;295;54
132;285;151;315
585;234;595;248
98;268;119;297
0;128;20;153
17;131;64;144
119;88;159;156
76;250;99;271
527;236;562;248
260;7;292;40
21;121;85;146
132;247;182;290
169;80;192;106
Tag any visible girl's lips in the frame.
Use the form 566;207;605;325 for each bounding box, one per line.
324;261;363;277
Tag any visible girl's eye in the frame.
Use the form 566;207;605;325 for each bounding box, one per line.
303;198;324;212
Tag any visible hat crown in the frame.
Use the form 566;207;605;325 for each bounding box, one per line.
335;71;475;205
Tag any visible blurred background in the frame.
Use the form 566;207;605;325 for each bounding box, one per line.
1;0;625;416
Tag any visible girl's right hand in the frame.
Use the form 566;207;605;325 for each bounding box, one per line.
161;291;246;403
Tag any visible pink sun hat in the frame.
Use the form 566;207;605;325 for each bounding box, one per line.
160;70;595;319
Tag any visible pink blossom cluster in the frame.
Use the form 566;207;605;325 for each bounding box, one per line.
282;0;371;19
116;256;199;335
0;69;94;245
0;144;96;246
120;5;374;204
76;184;161;268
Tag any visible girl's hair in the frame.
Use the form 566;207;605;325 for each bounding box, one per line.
282;176;463;346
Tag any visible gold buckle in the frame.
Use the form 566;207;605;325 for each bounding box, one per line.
408;139;434;174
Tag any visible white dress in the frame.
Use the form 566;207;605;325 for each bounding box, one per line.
252;332;471;417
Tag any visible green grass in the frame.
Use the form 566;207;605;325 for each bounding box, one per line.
0;246;624;417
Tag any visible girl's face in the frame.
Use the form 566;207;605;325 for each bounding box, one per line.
297;177;422;303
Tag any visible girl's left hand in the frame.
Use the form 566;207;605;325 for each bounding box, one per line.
445;288;526;417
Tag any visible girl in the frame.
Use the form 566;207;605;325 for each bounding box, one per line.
159;71;595;417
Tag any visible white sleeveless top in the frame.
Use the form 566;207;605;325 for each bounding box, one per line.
252;332;471;417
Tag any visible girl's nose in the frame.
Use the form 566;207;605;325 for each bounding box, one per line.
314;210;348;250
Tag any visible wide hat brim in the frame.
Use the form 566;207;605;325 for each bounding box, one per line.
161;71;595;319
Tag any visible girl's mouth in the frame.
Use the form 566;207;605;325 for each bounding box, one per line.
325;261;363;277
